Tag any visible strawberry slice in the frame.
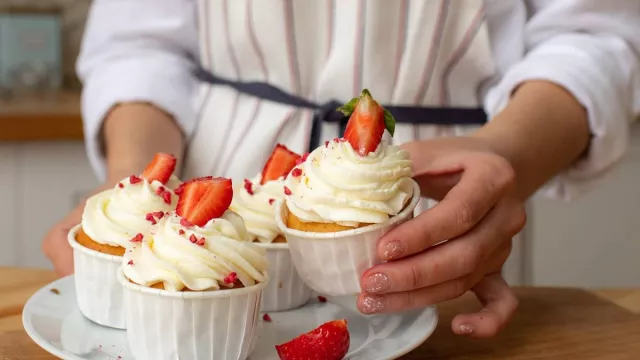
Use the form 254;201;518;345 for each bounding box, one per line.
339;89;396;156
141;153;177;184
275;319;350;360
261;144;301;185
175;177;233;226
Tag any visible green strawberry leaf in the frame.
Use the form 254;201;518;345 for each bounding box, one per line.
360;88;372;98
337;96;359;116
337;89;372;116
383;108;396;136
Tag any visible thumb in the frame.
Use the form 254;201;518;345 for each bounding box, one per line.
43;220;76;277
50;232;75;277
412;171;461;201
403;140;481;202
402;142;464;201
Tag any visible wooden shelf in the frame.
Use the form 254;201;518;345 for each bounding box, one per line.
0;91;83;141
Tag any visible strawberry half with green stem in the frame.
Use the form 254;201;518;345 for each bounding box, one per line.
141;153;177;184
261;144;301;185
275;319;350;360
176;177;233;227
338;89;396;156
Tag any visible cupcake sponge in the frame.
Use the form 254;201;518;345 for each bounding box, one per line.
286;210;371;233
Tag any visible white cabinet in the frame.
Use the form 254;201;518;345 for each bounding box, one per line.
0;145;18;267
524;124;640;288
0;141;98;269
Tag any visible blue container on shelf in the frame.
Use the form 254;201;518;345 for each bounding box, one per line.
0;12;62;93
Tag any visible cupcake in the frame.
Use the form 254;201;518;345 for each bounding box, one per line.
230;144;312;312
276;90;421;296
67;153;180;329
117;176;269;360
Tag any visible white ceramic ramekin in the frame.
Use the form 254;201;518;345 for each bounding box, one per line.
67;224;125;329
276;180;421;296
256;242;312;312
117;268;268;360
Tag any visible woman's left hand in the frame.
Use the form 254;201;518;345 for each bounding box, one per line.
357;136;526;338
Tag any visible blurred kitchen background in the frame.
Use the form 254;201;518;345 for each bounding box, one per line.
0;1;638;288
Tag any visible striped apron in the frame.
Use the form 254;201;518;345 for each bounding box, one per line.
184;0;496;215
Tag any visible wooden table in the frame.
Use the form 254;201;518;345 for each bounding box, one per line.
1;267;639;360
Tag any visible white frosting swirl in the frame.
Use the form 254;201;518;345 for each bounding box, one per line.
285;139;413;227
81;175;181;248
122;211;268;291
230;174;284;243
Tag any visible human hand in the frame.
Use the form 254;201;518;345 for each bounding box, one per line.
356;136;526;338
42;184;112;276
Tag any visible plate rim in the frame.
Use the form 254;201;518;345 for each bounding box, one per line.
22;275;438;360
387;305;439;360
22;276;82;360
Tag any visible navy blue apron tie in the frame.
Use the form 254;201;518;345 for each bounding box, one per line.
193;67;487;150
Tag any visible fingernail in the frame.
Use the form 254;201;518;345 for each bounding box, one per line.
382;241;404;260
363;272;391;293
359;295;386;314
458;324;474;335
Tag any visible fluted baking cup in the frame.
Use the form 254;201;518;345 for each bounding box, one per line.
276;179;421;296
256;242;312;312
117;268;268;360
67;224;125;329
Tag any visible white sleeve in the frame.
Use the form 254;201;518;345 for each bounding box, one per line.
484;0;640;200
76;0;199;181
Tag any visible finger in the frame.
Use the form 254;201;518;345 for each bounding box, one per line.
378;153;515;261
51;238;74;276
42;184;112;276
486;239;513;274
413;171;461;202
358;240;513;314
451;273;518;338
42;226;75;276
365;200;524;294
357;273;477;314
42;204;84;276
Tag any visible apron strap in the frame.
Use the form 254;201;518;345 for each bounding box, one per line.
193;67;487;149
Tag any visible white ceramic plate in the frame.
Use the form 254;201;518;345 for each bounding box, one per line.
23;276;438;360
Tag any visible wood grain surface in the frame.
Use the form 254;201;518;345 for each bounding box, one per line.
1;268;639;360
0;92;83;141
407;288;640;360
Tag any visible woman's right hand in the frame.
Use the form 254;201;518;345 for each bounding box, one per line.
42;103;185;276
42;184;112;276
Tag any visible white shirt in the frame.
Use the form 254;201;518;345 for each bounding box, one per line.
77;0;640;202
